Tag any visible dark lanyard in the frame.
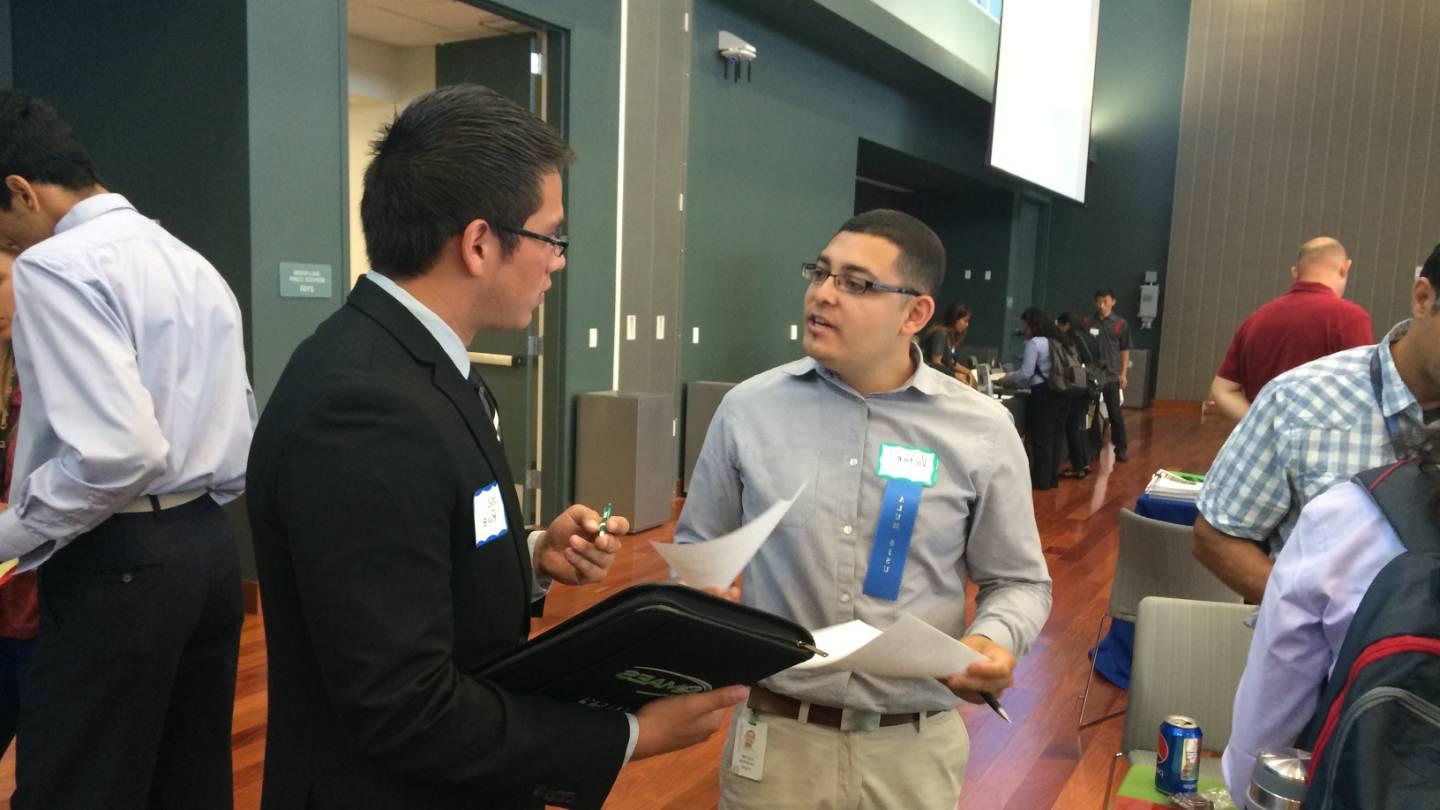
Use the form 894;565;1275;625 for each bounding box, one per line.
1369;347;1402;447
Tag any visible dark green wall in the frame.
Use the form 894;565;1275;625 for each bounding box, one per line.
437;34;536;110
1042;0;1191;357
484;0;621;510
245;0;347;413
682;0;1006;384
924;193;1015;354
12;0;253;339
0;0;12;90
12;0;348;579
851;183;1015;352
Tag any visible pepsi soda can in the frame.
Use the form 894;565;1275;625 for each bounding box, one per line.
1156;715;1202;795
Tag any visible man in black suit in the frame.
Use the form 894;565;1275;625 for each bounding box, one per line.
247;84;747;810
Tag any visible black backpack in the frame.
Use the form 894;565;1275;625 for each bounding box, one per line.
1296;459;1440;809
1045;338;1089;396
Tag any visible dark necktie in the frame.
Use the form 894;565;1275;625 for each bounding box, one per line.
466;368;502;439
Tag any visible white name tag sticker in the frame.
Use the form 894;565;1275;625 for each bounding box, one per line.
473;482;508;548
729;717;768;781
1089;327;1101;337
875;442;939;487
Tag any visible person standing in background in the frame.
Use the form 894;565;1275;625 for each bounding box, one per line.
0;247;35;760
1016;307;1061;490
0;91;256;810
1055;311;1097;479
925;302;972;383
1208;237;1372;422
1194;243;1440;603
1084;289;1131;462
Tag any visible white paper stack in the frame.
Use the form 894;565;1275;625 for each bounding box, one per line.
1144;469;1203;502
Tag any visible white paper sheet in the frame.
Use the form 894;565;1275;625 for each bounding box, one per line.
791;614;988;679
650;486;802;590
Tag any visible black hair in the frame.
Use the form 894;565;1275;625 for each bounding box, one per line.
943;302;970;326
837;209;945;297
360;84;574;280
0;91;102;209
1419;243;1440;302
1020;306;1061;340
1094;288;1117;300
1054;311;1081;348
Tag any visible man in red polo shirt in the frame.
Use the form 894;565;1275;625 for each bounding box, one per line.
1209;237;1373;421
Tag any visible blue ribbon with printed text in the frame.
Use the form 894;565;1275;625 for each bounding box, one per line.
861;478;923;601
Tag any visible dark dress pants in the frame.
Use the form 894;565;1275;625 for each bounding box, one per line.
1027;384;1063;490
1100;381;1128;453
14;496;243;810
1063;394;1091;472
0;635;35;756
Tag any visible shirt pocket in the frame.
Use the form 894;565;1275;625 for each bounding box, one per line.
739;444;819;528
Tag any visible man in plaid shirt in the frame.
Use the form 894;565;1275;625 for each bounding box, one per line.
1194;243;1440;602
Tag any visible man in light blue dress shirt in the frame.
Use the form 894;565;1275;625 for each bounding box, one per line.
678;210;1052;808
0;92;256;809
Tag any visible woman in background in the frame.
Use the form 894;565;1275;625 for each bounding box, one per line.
0;248;35;758
1056;311;1097;479
925;302;972;383
1017;307;1062;489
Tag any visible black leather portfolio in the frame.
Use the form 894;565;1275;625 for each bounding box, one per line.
481;583;817;712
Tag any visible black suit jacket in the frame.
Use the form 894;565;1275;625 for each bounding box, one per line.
248;277;628;810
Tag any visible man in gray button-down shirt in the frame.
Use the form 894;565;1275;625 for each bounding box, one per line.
677;210;1052;808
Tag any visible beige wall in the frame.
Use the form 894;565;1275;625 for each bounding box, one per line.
346;35;434;286
1157;0;1440;401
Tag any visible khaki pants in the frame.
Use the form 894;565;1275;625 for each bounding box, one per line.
718;704;970;810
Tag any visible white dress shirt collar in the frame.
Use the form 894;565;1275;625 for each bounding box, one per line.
53;192;135;235
364;272;471;380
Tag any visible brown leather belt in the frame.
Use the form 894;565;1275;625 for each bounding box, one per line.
746;685;946;731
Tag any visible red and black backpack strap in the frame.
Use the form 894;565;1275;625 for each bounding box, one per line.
1351;458;1440;555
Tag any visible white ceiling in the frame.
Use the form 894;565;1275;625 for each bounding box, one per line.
348;0;534;48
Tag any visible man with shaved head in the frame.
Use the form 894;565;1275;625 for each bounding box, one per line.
1208;237;1373;420
1194;243;1440;603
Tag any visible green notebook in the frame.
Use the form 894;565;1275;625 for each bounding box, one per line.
1117;763;1232;806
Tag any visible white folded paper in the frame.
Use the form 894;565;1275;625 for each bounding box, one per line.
791;614;988;679
650;485;802;590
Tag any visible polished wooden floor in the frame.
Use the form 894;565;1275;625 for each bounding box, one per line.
0;402;1235;809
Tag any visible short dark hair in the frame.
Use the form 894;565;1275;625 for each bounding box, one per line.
1420;242;1440;295
837;209;945;296
360;84;574;280
0;91;102;209
1094;288;1117;300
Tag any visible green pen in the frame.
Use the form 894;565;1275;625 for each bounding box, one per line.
597;502;613;537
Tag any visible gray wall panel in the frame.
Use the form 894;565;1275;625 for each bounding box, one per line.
616;0;690;398
1159;0;1440;401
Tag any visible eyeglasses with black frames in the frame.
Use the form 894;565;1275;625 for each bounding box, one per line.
499;225;569;257
800;262;922;297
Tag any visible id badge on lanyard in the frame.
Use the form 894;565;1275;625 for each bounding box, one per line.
862;443;938;601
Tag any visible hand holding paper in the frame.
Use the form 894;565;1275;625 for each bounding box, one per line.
942;635;1017;705
652;486;802;591
791;613;988;679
